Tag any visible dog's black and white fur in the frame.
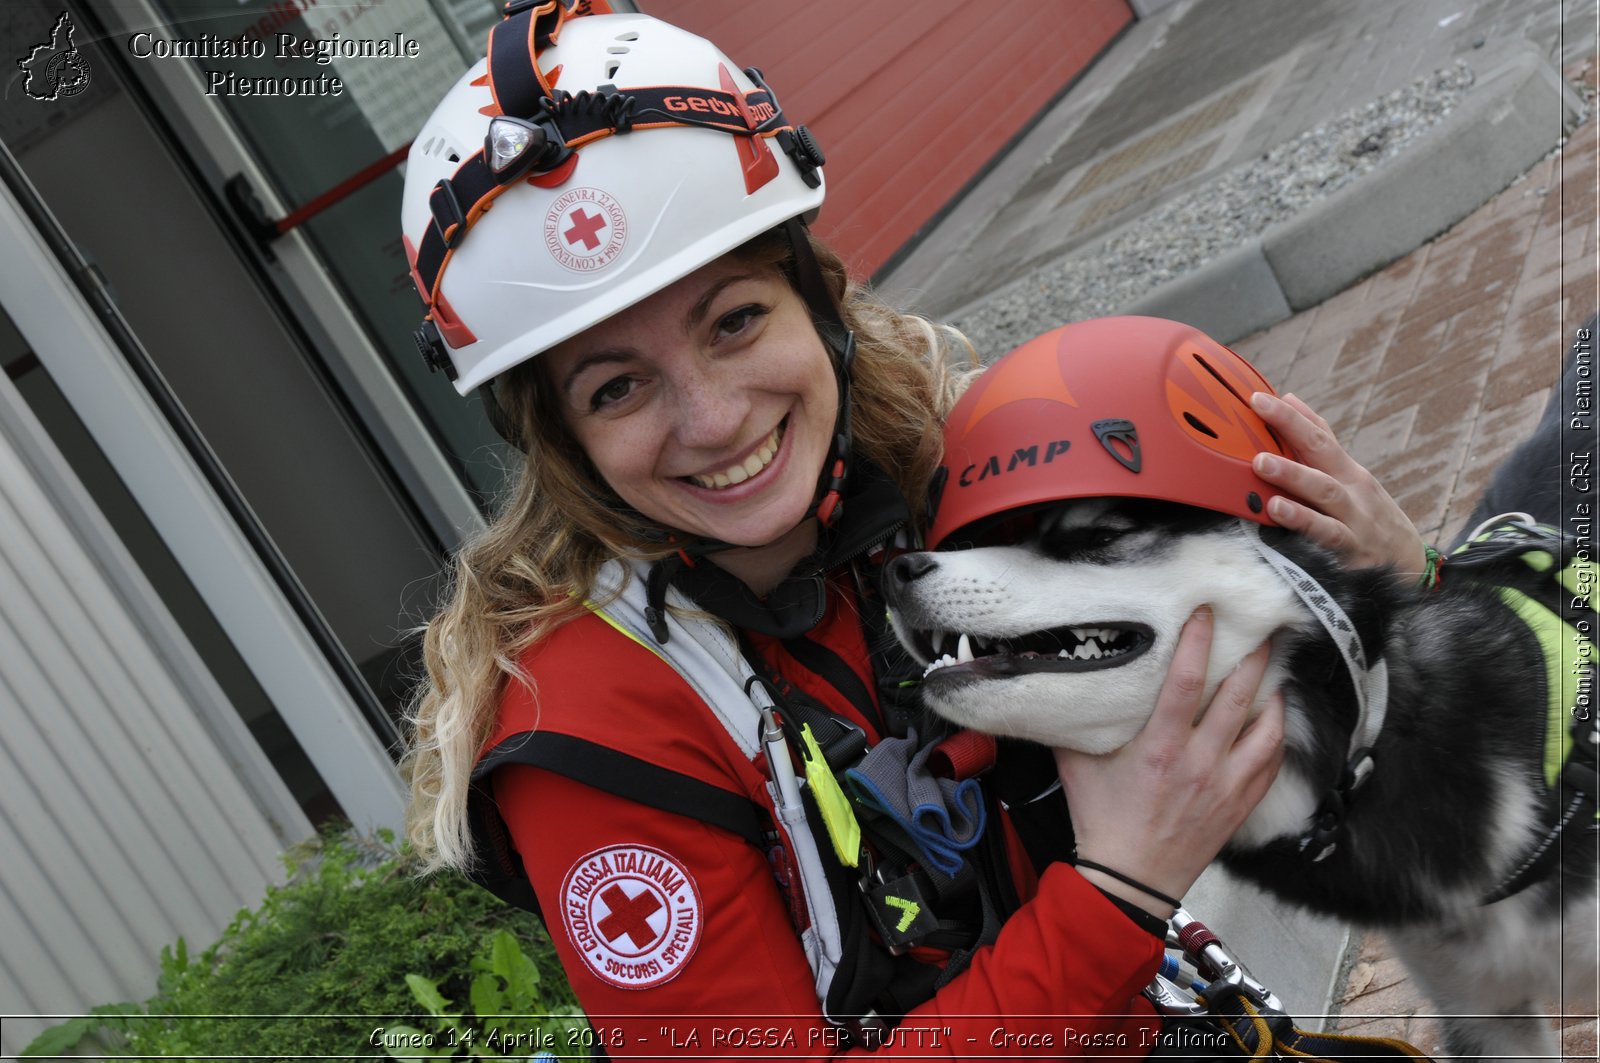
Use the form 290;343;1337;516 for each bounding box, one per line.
884;337;1599;1063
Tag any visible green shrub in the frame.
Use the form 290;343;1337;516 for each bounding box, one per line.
24;826;583;1060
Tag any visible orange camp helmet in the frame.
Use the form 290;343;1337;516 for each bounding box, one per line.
926;316;1300;548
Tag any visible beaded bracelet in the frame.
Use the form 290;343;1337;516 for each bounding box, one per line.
1417;544;1444;591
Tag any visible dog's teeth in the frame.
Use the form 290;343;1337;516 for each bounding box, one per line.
957;633;974;663
1057;649;1070;659
930;628;946;656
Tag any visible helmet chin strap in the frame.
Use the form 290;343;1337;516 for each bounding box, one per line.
781;216;855;530
1245;523;1389;862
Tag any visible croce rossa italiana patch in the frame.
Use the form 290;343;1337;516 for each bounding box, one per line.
561;843;703;989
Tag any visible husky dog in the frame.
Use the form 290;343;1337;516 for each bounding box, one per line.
884;314;1598;1061
885;492;1597;1062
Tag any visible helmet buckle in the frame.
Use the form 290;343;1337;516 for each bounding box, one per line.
776;125;825;189
413;319;457;379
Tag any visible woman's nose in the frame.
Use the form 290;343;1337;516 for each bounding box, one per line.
671;372;748;447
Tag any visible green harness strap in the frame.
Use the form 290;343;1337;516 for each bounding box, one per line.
1451;529;1596;804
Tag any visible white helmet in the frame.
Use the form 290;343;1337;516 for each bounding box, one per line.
402;7;828;394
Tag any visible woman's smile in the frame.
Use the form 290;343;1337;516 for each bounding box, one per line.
681;417;787;491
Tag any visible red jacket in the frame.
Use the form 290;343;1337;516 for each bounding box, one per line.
480;571;1163;1058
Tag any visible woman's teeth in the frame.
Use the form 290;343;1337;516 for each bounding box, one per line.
688;424;784;489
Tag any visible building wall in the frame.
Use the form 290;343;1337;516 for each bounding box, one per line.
0;362;309;1057
643;0;1134;275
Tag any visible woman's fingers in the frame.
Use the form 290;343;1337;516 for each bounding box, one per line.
1228;689;1287;811
1191;640;1272;757
1146;605;1214;726
1254;391;1361;478
1250;390;1426;574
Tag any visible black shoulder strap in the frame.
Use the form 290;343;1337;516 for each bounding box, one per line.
468;730;769;914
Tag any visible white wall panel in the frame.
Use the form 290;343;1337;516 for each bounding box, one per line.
0;369;312;1056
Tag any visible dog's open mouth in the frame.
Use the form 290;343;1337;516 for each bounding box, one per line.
913;622;1155;680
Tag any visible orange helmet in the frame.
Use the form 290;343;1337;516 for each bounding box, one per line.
926;316;1299;548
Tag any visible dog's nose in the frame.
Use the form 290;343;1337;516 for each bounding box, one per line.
886;552;938;589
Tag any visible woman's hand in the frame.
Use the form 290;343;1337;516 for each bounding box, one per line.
1249;391;1427;576
1054;607;1284;916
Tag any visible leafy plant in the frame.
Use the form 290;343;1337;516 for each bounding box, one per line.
376;929;587;1060
23;825;582;1060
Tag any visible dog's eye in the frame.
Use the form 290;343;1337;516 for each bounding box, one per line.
1042;525;1127;556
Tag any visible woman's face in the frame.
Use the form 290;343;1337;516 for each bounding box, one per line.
544;254;838;551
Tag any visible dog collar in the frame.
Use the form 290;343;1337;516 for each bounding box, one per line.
1247;528;1389;862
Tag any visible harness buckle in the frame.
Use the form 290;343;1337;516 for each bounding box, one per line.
860;870;938;955
820;715;869;771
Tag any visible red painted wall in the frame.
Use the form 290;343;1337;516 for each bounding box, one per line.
641;0;1132;276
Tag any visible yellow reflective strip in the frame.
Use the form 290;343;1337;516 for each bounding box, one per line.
1496;586;1583;788
1522;549;1555;573
583;599;671;664
799;723;861;867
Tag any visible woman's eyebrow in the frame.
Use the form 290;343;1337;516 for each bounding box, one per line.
688;271;761;327
561;348;634;403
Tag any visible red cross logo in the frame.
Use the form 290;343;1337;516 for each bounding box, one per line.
563;845;699;989
564;207;606;251
597;883;663;948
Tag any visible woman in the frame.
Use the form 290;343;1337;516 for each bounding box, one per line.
401;5;1425;1052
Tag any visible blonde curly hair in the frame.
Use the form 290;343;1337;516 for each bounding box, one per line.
402;229;975;871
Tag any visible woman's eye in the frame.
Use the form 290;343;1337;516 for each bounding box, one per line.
714;304;766;339
589;375;637;410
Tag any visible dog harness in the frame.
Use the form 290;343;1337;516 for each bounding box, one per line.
1450;515;1598;904
1251;515;1599;883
